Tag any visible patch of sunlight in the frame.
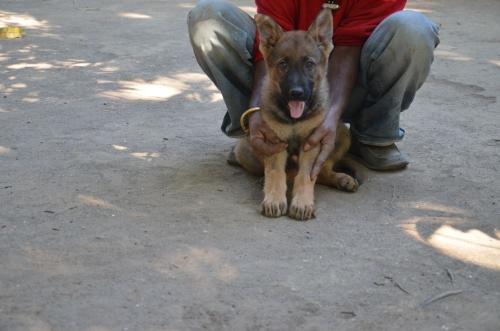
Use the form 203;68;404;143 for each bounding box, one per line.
172;72;222;103
119;12;152;19
112;144;128;151
97;79;114;84
173;72;211;83
99;77;187;101
55;59;102;69
435;50;472;62
409;201;468;215
155;246;239;283
56;60;92;68
401;216;468;227
113;144;159;161
22;97;39;103
8;62;53;70
405;8;433;14
185;92;219;103
178;3;195;9
130;151;160;161
7;59;103;71
18;44;39;53
11;83;27;89
185;92;202;102
100;66;120;73
210;92;223;102
489;60;500;68
78;194;146;219
78;194;120;211
403;223;500;271
0;146;11;155
0;10;50;30
0;107;14;113
21;91;40;102
99;72;223;103
239;6;257;15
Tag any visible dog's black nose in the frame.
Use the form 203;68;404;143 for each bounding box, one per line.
289;87;305;100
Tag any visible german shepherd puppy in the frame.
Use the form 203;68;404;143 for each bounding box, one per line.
233;9;359;220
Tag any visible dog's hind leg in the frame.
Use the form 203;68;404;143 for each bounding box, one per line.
316;123;359;192
232;138;264;176
317;159;359;192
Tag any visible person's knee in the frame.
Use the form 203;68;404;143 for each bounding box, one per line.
383;11;440;53
188;0;232;27
188;0;222;49
188;0;238;50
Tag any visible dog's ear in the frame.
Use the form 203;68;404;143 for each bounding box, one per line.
255;14;284;57
307;9;334;54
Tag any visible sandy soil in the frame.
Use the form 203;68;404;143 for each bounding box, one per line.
0;0;499;330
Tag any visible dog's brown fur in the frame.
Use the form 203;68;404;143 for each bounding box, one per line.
234;9;358;220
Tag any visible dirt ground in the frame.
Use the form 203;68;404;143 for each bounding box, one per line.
1;0;499;330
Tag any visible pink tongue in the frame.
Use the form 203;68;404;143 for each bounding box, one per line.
288;101;305;119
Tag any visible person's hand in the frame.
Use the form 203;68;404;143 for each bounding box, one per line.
304;112;338;179
248;111;287;160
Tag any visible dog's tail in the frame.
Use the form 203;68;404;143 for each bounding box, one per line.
334;157;364;185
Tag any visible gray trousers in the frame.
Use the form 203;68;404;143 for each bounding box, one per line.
188;0;440;145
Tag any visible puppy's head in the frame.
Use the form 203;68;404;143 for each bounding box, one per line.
256;9;333;121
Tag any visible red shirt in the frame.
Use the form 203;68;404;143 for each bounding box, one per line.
254;0;406;62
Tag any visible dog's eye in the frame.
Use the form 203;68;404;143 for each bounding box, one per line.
277;60;288;71
305;60;316;71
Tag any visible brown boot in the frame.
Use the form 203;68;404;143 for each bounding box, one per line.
349;137;409;171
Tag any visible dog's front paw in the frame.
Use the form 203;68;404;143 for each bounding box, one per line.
336;174;359;192
261;197;287;218
289;197;315;221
